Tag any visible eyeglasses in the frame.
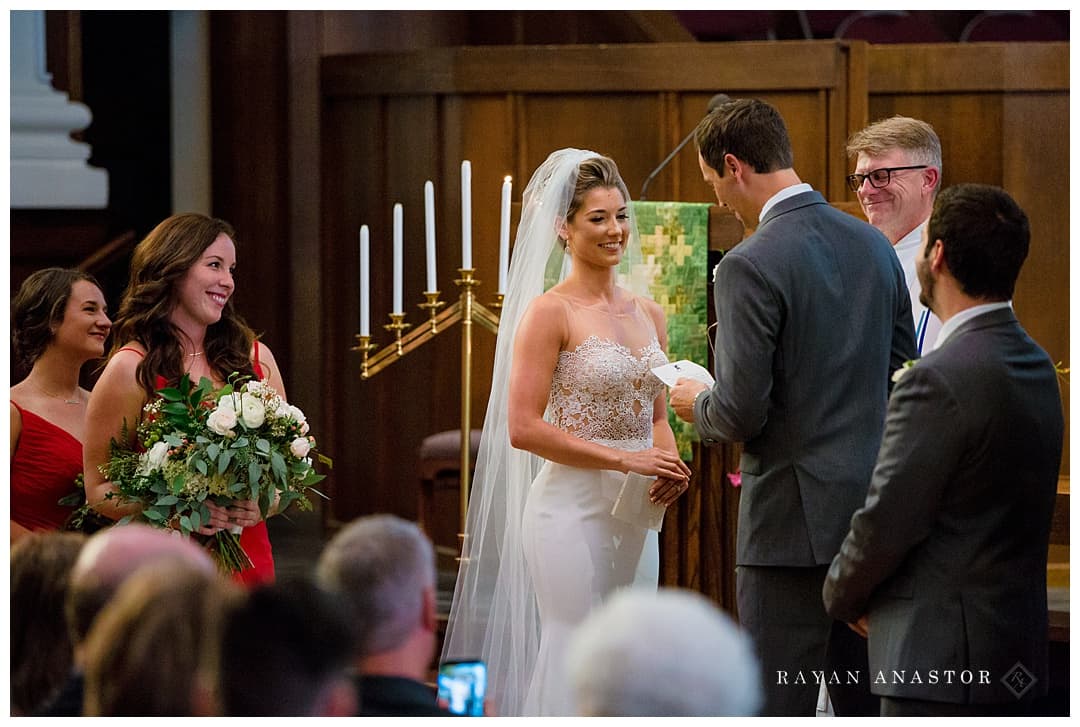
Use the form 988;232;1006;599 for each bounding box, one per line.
846;165;928;193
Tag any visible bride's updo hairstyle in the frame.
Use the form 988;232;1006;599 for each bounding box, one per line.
560;156;632;249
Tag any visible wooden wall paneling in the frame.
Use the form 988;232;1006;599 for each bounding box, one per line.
834;40;869;202
1002;92;1070;474
866;42;1068;473
519;93;663;195
286;12;327;477
321;96;383;526
210;11;291;379
323;42;850;97
45;10;82;100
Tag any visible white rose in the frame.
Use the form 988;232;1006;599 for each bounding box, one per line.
207;406;238;435
138;440;171;474
239;393;266;428
287;401;308;432
217;392;240;411
290;437;312;458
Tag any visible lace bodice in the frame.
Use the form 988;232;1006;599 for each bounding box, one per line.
547;335;668;449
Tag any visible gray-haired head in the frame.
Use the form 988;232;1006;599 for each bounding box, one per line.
567;588;762;716
315;514;435;655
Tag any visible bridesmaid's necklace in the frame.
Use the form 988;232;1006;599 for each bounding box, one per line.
32;383;82;405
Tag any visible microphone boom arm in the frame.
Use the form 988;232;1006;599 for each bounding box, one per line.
639;130;695;201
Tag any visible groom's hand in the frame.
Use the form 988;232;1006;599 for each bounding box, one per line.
670;377;708;423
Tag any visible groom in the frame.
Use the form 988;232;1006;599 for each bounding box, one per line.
669;98;915;716
822;184;1063;716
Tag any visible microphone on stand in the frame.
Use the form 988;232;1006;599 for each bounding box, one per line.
640;93;731;201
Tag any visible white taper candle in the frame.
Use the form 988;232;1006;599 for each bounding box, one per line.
424;181;437;292
393;203;404;314
359;225;370;337
461;160;472;269
498;176;512;293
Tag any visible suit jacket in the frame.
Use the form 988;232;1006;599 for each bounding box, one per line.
356;674;457;717
695;189;915;566
823;307;1063;704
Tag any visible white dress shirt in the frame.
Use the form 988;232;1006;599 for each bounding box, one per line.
893;220;943;354
932;301;1012;352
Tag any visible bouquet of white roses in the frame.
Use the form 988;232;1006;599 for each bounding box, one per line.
100;373;330;572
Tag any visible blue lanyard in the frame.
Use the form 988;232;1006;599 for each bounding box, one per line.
915;308;930;355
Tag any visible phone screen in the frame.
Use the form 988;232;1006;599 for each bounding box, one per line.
437;659;486;716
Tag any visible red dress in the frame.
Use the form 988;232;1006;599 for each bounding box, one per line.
120;344;276;587
10;402;82;532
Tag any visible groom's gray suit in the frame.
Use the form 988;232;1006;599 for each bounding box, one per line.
823;307;1063;707
694;189;916;715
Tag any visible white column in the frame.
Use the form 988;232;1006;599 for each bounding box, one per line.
10;10;109;209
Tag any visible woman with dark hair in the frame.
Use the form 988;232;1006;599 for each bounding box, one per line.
83;213;286;586
10;268;111;543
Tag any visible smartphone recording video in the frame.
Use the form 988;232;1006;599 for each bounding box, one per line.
437;659;486;716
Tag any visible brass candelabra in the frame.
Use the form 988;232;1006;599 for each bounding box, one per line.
352;269;501;533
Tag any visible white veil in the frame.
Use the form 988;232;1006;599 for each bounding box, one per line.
440;148;645;715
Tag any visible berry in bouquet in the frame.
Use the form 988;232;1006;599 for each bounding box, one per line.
98;372;330;572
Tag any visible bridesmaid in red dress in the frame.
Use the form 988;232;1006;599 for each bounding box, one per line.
10;269;112;544
83;214;283;586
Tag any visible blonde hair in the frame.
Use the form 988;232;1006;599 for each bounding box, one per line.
847;116;942;187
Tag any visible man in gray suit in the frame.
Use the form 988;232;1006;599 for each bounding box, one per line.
823;184;1063;716
670;98;916;716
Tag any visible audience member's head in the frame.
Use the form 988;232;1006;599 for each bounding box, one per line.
214;577;357;716
847;115;942;244
315;514;436;677
566;588;762;716
65;523;217;666
81;562;240;716
10;532;87;715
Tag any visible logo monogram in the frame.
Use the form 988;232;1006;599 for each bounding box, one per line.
1001;662;1037;699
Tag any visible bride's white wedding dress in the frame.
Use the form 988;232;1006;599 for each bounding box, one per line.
520;290;668;716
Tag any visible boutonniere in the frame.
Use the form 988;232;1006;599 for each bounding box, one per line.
891;359;917;384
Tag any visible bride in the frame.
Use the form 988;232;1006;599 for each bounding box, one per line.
441;149;691;716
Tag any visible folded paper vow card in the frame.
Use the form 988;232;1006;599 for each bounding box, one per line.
651;360;715;388
610;471;666;532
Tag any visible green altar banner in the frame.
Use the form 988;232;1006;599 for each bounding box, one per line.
631;201;711;460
